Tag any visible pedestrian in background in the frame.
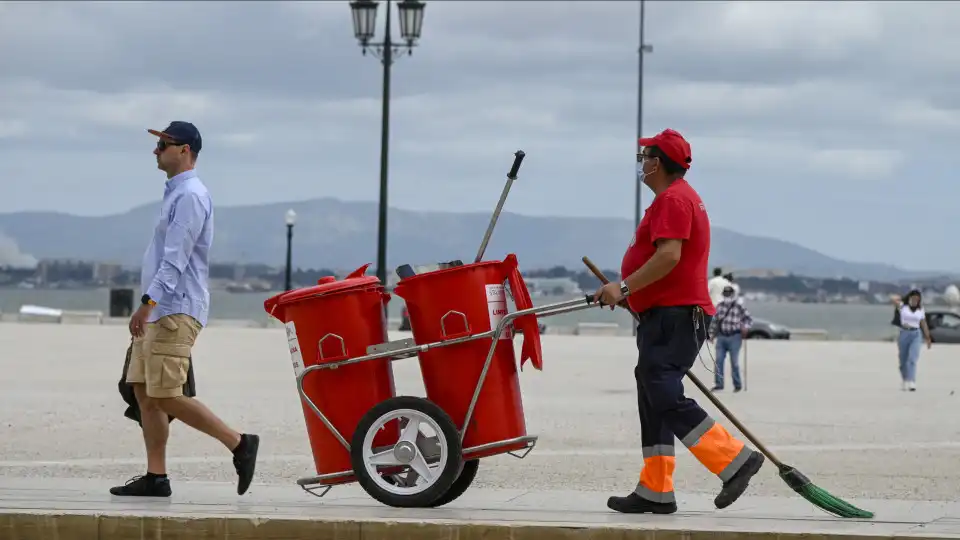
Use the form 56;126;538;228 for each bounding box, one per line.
708;267;731;307
724;272;741;302
111;121;260;498
709;285;752;392
890;290;932;392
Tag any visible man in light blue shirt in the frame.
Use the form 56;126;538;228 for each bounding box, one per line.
112;121;259;499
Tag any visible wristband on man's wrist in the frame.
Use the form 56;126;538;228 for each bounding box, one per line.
141;294;156;306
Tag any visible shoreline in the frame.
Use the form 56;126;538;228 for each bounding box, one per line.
0;289;919;342
1;284;907;306
0;310;835;340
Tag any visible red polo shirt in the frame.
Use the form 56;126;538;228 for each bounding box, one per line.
620;178;715;315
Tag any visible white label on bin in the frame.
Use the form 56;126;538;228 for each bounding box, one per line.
485;284;511;340
285;321;306;377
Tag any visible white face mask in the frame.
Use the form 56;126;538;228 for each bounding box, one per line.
637;159;658;185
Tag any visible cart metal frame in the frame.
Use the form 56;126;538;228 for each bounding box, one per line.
294;294;600;498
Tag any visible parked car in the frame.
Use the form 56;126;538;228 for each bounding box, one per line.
924;309;960;343
746;318;790;340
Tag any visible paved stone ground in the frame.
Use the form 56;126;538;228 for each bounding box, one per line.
2;322;959;504
4;477;958;537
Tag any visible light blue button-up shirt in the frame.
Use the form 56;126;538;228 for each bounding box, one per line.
140;169;213;327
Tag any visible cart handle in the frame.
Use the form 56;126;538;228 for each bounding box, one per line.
297;295;597;374
293;293;603;453
584;292;623;306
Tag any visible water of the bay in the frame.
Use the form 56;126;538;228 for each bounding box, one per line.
0;288;908;341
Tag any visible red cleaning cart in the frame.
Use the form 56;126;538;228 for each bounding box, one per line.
264;254;601;508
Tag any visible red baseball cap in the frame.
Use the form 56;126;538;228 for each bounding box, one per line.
638;128;692;169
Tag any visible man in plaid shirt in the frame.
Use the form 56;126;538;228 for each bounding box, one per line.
709;286;752;392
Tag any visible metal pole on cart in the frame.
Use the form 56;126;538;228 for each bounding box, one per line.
475;150;525;263
284;209;296;291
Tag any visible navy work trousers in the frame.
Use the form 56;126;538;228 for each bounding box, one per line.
634;306;712;449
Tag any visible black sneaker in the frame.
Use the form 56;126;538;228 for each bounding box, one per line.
607;492;677;514
715;450;764;509
233;433;260;495
109;474;171;497
711;386;723;392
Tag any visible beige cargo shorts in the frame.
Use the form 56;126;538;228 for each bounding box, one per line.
126;314;202;398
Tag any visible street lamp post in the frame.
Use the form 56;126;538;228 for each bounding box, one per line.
349;0;426;286
285;209;296;291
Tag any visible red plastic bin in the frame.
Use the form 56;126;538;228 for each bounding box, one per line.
263;264;399;484
392;253;543;460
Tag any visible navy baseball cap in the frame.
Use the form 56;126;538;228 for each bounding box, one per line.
147;121;202;153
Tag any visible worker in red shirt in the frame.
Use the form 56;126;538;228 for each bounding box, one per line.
592;129;764;514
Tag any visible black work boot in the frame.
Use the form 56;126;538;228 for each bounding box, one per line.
607;492;677;514
715;450;764;509
233;433;260;495
109;474;172;497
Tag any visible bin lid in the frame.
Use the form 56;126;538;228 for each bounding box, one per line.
270;263;380;307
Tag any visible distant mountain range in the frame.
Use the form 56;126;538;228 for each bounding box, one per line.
0;197;948;282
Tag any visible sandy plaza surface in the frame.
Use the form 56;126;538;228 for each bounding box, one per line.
2;321;959;503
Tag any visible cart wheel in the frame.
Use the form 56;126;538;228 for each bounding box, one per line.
351;396;462;508
428;458;479;507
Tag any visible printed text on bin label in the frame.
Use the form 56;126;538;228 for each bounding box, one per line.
485;283;511;340
285;321;306;377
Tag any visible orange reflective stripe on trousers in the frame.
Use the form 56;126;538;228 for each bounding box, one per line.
681;417;751;481
634;444;676;503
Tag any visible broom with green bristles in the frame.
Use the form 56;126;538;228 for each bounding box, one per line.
581;256;874;519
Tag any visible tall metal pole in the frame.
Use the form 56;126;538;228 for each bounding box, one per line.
376;1;393;286
634;0;646;232
284;223;293;291
633;0;649;337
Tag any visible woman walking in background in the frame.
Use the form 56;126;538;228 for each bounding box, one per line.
891;290;932;391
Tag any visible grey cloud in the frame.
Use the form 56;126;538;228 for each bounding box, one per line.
2;1;960;269
0;2;355;97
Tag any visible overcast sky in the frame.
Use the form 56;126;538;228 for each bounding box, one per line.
1;1;958;270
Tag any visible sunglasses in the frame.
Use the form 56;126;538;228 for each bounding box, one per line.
636;152;656;163
156;139;186;151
